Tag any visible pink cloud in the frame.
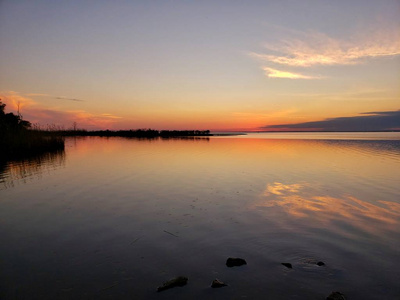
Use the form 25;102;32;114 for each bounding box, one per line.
0;91;121;130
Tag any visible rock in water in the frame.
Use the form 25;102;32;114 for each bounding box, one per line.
226;257;247;267
281;263;292;269
326;291;346;300
317;261;325;266
157;276;188;292
211;279;227;288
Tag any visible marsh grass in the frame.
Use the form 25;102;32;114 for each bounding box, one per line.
55;129;212;137
0;100;65;158
0;130;65;158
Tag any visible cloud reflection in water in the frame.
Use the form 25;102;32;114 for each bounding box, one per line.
257;182;400;237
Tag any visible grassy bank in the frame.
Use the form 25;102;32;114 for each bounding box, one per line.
0;130;65;157
0;100;65;158
53;129;212;138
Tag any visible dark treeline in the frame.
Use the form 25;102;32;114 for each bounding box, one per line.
0;100;64;157
52;129;212;138
1;99;212;157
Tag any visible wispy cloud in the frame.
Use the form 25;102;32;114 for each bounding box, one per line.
0;91;35;111
251;26;400;79
261;110;400;131
263;67;317;79
56;96;84;102
70;111;122;128
101;113;122;119
252;30;400;67
24;93;85;102
0;91;119;129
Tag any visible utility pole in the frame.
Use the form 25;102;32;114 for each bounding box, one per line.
17;101;21;118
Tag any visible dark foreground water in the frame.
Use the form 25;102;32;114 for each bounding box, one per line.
1;133;399;299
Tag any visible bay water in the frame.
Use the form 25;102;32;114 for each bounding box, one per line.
1;133;399;299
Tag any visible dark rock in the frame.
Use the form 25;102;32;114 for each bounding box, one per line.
281;263;292;269
317;261;325;266
326;291;346;300
226;257;247;267
157;276;188;292
211;279;227;288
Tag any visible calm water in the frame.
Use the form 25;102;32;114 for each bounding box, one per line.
1;133;400;299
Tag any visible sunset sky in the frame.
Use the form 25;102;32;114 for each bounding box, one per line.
1;0;399;131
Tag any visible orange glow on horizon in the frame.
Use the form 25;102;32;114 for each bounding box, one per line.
1;90;399;132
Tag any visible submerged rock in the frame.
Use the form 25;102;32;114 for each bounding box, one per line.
281;263;292;269
211;279;227;288
317;261;325;266
326;291;346;300
157;276;188;292
226;257;247;267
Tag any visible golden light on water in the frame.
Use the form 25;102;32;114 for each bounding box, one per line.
255;181;400;236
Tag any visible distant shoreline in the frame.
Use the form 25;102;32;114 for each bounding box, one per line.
216;130;400;133
48;129;213;138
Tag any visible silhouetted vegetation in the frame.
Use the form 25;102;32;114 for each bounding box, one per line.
0;100;64;157
1;99;212;157
52;128;212;138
